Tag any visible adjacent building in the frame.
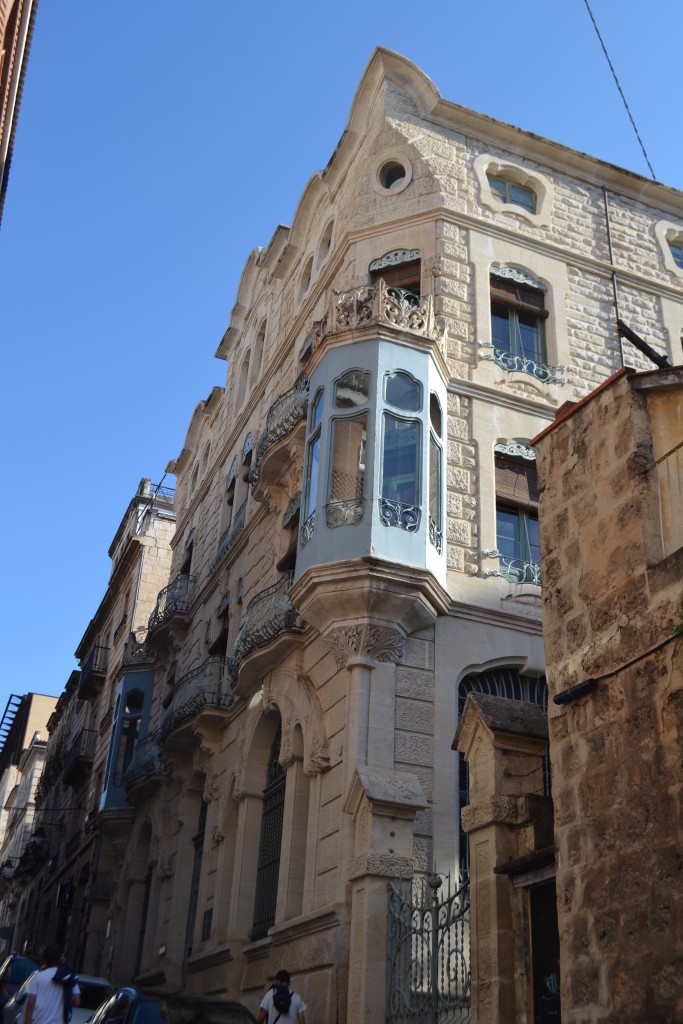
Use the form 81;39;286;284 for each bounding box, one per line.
0;0;38;222
0;693;57;950
4;49;683;1023
5;479;175;966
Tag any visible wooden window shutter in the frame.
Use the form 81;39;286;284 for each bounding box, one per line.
495;456;539;511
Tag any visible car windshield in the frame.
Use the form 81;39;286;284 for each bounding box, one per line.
131;1000;253;1024
78;983;114;1011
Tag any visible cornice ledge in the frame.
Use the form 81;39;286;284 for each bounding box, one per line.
258;906;341;947
448;375;558;418
186;943;233;974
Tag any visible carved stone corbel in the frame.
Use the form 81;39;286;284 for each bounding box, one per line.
325;623;406;669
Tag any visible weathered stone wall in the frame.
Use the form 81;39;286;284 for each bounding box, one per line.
535;368;683;1024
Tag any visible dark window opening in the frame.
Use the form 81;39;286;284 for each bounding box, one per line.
250;725;285;940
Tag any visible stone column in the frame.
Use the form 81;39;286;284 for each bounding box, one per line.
343;767;427;1024
454;693;551;1024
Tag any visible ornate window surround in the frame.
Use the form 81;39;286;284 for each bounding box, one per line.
474;154;554;227
655;220;683;277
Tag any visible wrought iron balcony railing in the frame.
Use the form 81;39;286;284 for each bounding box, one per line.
482;550;541;586
124;730;169;789
159;657;236;742
63;728;97;784
482;344;571;385
209;498;248;575
229;572;297;678
150;482;175;499
303;279;446;358
148;574;197;634
79;644;110;697
121;629;152;666
249;375;310;489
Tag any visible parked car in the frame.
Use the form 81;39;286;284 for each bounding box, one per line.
85;988;256;1024
4;973;113;1024
0;958;38;1009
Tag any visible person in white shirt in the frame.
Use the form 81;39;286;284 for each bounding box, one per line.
24;946;80;1024
257;970;306;1024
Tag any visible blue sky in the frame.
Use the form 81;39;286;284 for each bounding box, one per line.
1;0;681;714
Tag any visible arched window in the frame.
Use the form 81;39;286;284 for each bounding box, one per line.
236;352;251;409
250;723;286;940
457;666;548;873
250;320;267;385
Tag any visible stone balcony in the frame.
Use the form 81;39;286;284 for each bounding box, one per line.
63;728;97;787
228;572;300;689
124;730;170;800
302;280;447;362
79;644;110;700
249;374;310;491
147;574;197;641
159;656;236;746
209;497;248;575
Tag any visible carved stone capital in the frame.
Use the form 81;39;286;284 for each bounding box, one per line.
325;624;406;669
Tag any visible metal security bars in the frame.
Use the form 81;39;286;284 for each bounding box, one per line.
148;574;197;633
387;873;470;1024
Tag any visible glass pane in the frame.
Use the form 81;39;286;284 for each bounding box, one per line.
670;242;683;268
382;414;419;505
488;175;507;202
527;514;540;564
429;434;441;524
329;415;367;502
385;371;421;411
305;435;320;517
335;370;370;408
311;388;324;429
496;507;521;560
518;311;543;361
510;182;536;213
491;303;511;350
429;393;442;437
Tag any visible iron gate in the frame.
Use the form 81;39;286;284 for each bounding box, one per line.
387;873;470;1024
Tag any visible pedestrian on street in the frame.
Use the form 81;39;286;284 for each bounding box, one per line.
257;969;306;1024
24;946;80;1024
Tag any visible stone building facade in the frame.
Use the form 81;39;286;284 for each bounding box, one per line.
0;693;57;949
3;479;175;967
0;0;37;221
532;366;683;1024
6;49;683;1023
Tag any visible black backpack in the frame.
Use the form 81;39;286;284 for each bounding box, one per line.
272;983;292;1020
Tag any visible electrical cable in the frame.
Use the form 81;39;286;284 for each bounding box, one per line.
582;0;656;180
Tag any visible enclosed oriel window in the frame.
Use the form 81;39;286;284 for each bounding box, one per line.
302;389;324;544
429;393;443;553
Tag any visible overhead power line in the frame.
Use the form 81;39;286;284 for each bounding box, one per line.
582;0;656;180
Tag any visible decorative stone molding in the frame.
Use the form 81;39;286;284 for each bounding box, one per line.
423;255;442;277
494;440;536;460
368;248;421;272
490;265;546;291
211;825;225;846
325;623;406;668
655;219;683;276
474;153;554;227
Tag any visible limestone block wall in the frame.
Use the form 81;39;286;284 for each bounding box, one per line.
534;368;683;1024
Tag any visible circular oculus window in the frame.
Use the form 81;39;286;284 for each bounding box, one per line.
377;159;411;193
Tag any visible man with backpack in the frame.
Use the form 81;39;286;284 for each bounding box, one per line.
257;969;306;1024
23;946;81;1024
